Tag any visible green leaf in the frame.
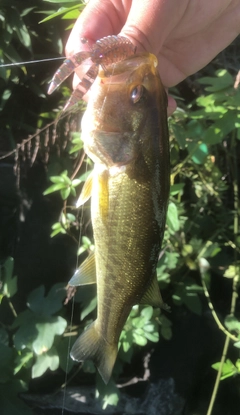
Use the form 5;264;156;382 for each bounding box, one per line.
32;316;67;354
32;347;59;378
14;349;33;374
224;315;240;333
198;70;233;92
96;377;120;408
81;296;97;320
27;284;66;316
50;175;68;184
60;170;72;183
60;187;71;199
133;333;147;346
170;183;184;195
159;315;172;340
212;359;237;380
224;265;239;279
72;178;81;187
50;222;67;237
141;306;153;320
165;252;180;269
0;89;12;110
56;337;75;373
15;21;31;49
2;257;17;298
61;9;81;19
184;293;202;315
233;341;240;349
188;142;208;164
144;329;159;342
204;242;221;258
160;326;172;340
203;112;239;145
13;311;38;351
43;182;67;195
166;202;180;232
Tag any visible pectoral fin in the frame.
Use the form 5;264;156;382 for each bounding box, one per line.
76;171;93;208
140;274;170;311
69;252;96;286
98;170;109;221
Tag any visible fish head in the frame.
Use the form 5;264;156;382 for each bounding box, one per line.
81;53;168;169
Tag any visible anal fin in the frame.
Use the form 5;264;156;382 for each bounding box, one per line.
140;273;170;311
98;170;109;221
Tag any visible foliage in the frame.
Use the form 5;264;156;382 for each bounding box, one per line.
37;67;239;406
0;0;84;143
37;67;240;407
212;359;240;381
0;257;69;414
40;0;85;25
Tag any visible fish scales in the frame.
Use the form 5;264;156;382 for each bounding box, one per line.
93;173;160;343
69;52;170;384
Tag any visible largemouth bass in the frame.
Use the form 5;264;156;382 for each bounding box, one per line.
69;52;170;384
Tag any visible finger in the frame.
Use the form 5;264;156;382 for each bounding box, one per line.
167;95;177;117
65;0;127;56
66;0;128;90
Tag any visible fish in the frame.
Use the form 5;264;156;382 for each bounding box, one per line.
68;52;170;384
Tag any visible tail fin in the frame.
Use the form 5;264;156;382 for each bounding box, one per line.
70;322;118;384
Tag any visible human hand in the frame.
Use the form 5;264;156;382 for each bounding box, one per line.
66;0;240;114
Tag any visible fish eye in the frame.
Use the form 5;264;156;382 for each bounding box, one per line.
130;85;143;103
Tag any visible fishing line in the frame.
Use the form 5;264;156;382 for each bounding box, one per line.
61;126;91;414
1;52;104;411
61;296;75;415
0;57;65;67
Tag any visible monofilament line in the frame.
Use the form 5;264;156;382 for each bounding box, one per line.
0;57;65;67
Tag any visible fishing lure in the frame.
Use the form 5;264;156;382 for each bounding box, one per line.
48;35;136;110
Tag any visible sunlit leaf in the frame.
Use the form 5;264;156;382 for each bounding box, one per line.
61;187;71;199
170;183;184;195
141;306;153;320
198;70;233;92
224;315;240;333
32;347;59;378
2;257;17;298
212;359;237;380
32;317;67;354
81;296;97;320
188;142;208;165
224;265;239;279
166;202;179;232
